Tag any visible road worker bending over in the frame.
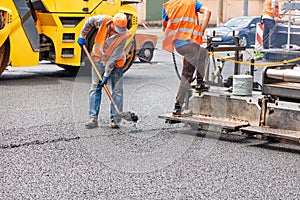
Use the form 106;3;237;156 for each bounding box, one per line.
77;13;131;129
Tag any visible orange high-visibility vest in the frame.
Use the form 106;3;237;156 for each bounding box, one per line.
162;0;203;52
91;16;131;68
263;0;280;18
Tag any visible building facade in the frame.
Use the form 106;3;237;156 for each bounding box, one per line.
133;0;285;25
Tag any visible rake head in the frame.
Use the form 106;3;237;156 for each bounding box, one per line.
121;112;138;122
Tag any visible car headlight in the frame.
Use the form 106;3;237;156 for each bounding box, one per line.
227;30;239;36
208;30;225;37
207;30;215;37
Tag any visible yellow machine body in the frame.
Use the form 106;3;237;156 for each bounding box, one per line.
0;0;139;69
0;7;12;48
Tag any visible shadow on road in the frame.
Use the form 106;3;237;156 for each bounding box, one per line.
0;63;82;84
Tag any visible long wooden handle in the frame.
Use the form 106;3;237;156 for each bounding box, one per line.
82;45;121;114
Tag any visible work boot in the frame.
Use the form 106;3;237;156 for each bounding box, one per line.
181;109;193;117
111;119;120;129
172;103;181;117
85;118;98;129
194;79;209;93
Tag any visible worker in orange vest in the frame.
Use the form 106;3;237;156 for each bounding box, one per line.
77;13;131;129
262;0;280;49
162;0;211;117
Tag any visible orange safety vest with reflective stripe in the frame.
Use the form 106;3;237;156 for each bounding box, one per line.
162;0;203;52
91;16;131;68
263;0;280;18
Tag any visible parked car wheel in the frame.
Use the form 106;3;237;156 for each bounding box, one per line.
240;35;249;47
135;33;157;63
138;42;154;62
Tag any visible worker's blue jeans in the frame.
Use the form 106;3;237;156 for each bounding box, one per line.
89;61;123;122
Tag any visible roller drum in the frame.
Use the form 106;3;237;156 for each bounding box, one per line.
266;69;300;83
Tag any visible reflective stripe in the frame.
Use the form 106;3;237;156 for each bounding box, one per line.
93;33;128;59
94;43;104;54
167;17;197;27
163;27;203;40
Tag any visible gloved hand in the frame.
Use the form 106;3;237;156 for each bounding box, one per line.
100;76;108;87
77;37;86;47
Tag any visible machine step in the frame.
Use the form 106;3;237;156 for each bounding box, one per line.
241;126;300;143
158;114;249;131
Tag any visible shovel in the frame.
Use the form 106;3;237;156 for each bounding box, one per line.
82;45;138;122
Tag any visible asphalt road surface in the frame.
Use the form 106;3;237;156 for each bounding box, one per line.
1;28;300;200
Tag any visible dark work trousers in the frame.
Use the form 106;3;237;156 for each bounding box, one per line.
175;43;208;106
262;18;276;49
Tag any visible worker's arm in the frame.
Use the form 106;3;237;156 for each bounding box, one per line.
272;0;280;23
80;15;106;39
199;6;211;33
162;7;168;32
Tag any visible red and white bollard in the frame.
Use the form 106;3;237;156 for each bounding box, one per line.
255;23;264;52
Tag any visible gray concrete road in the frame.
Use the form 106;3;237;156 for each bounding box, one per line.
1;29;300;199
